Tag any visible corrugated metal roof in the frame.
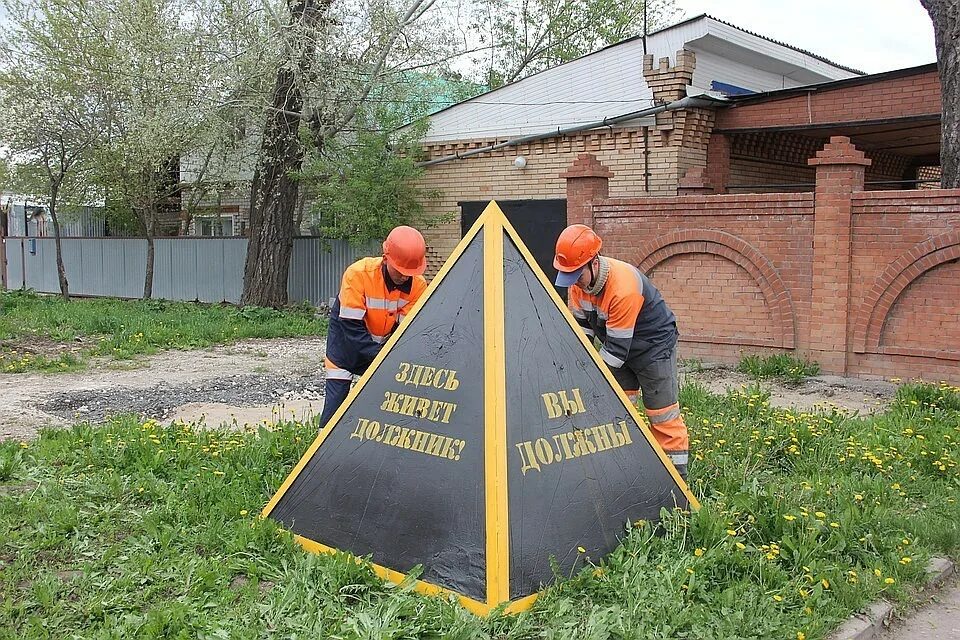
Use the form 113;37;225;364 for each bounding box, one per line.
415;14;863;142
694;14;864;75
423;13;860;120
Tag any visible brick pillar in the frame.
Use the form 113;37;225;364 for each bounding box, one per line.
705;132;731;193
561;153;613;227
806;136;871;374
678;167;714;195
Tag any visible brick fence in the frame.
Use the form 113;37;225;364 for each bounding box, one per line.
564;137;960;382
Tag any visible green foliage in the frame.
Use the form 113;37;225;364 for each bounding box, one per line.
0;289;326;373
301;124;446;244
2;382;959;638
738;353;821;385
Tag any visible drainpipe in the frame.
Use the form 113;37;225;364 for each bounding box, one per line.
643;126;650;192
417;96;721;168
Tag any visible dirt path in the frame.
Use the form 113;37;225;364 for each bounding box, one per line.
0;337;326;441
682;363;897;416
879;578;960;640
0;338;898;442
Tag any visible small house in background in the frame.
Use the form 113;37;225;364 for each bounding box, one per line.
411;14;942;278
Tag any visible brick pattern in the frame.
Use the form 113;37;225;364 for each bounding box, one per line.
635;229;797;348
879;263;960;357
650;252;776;346
417;49;712;273
849;193;960;369
807;136;870;373
566;146;960;383
724;131;910;192
587;193;814;365
715;69;941;130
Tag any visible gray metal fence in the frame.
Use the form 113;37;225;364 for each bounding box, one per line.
1;236;379;305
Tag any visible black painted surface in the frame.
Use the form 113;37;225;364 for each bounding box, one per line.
271;234;487;601
460;199;566;298
501;233;688;600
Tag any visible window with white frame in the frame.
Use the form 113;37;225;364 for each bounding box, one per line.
196;215;235;236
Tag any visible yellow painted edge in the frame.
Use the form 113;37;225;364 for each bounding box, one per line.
294;535;494;616
499;214;700;510
262;209;496;519
481;201;510;607
295;534;541;616
504;591;539;614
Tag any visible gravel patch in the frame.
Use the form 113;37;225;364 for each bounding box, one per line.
40;374;327;423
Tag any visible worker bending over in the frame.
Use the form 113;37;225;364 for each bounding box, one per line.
318;226;428;427
553;224;689;479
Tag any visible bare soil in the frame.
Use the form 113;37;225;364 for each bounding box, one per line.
0;337;897;442
0;337;326;441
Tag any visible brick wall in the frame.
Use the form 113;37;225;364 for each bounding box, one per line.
592;194;812;362
715;68;941;130
418;49;711;272
566;138;960;383
725;131;911;192
849;190;960;380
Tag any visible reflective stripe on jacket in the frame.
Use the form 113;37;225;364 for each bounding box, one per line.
326;257;427;374
568;257;677;368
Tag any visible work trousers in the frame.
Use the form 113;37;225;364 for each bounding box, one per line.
318;377;352;428
610;346;690;480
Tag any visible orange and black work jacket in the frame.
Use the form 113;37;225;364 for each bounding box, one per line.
569;257;678;369
325;257;427;378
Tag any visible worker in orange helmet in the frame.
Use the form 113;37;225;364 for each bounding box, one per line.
553;224;690;480
318;226;429;427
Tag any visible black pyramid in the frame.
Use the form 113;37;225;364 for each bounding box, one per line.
263;201;697;614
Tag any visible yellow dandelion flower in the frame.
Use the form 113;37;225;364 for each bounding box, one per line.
726;529;737;536
773;595;783;602
240;509;249;516
885;577;895;585
784;514;796;521
830;522;840;528
815;511;826;519
694;548;704;557
577;546;586;553
735;542;746;550
821;579;830;589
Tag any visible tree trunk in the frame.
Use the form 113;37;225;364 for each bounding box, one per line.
144;233;155;299
921;0;960;187
48;184;70;301
241;0;325;308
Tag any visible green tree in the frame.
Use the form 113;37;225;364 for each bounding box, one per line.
301;124;442;242
0;0;105;300
469;0;677;87
241;0;458;307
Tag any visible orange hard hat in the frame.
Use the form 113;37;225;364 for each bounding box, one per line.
383;226;426;276
554;224;602;272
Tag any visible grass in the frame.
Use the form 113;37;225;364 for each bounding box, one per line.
738;353;822;385
1;382;958;639
0;290;327;373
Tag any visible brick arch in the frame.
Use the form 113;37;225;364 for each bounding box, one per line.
635;230;796;348
853;231;960;354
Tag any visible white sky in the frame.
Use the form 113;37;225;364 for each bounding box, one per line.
673;0;936;74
